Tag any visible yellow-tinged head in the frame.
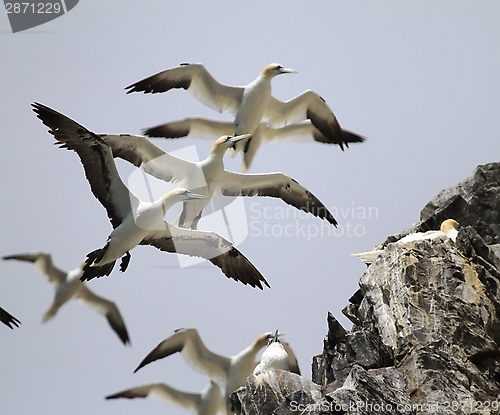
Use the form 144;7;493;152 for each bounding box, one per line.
210;134;252;155
440;219;459;234
260;63;297;77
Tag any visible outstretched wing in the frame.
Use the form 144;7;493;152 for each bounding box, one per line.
143;117;235;140
99;134;195;182
76;285;130;345
134;327;230;384
0;307;21;329
125;63;244;114
32;103;135;228
3;252;67;284
220;171;337;226
106;382;202;413
265;91;362;149
140;224;269;289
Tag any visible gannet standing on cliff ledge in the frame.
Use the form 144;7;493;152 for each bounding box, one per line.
125;63;365;171
352;219;460;265
252;330;290;375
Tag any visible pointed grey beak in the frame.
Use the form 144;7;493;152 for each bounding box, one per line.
272;330;280;342
185;191;208;200
229;134;252;143
280;68;297;74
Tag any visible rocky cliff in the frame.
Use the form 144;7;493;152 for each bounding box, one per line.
232;163;500;415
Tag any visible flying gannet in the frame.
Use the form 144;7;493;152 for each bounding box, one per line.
252;330;290;375
3;252;130;344
144;118;365;172
126;62;364;171
0;306;20;329
106;380;225;415
133;327;300;414
32;103;269;289
99;132;338;229
352;219;460;265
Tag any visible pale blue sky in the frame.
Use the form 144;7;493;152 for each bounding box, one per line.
1;2;499;414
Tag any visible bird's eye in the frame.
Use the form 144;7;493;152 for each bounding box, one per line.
275;65;283;70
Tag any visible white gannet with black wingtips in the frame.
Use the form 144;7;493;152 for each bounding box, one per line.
144;119;365;172
2;252;130;344
352;219;460;265
0;306;20;329
32;103;269;290
252;330;289;375
106;380;225;415
125;63;364;170
98;132;338;229
133;328;300;414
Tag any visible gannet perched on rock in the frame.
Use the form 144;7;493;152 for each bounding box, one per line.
0;306;20;329
106;380;225;415
133;328;300;414
144;119;365;172
252;330;289;375
32;103;269;289
352;219;460;265
2;252;130;344
99;132;338;229
125;62;365;171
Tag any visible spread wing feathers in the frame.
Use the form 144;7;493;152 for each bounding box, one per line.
139;225;269;289
32;103;134;229
99;134;194;182
125;63;244;114
260;122;365;147
282;342;301;375
106;382;202;412
134;328;230;383
265;91;354;149
220;172;338;226
75;285;130;345
144;117;235;140
3;252;66;284
0;307;21;329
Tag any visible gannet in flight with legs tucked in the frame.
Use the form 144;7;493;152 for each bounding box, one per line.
0;306;20;329
99;132;338;229
252;330;290;375
133;327;300;414
352;219;460;265
145;119;364;172
126;62;365;171
32;103;269;289
106;380;225;415
3;252;130;344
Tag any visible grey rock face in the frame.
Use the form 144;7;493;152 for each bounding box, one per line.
233;163;500;415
